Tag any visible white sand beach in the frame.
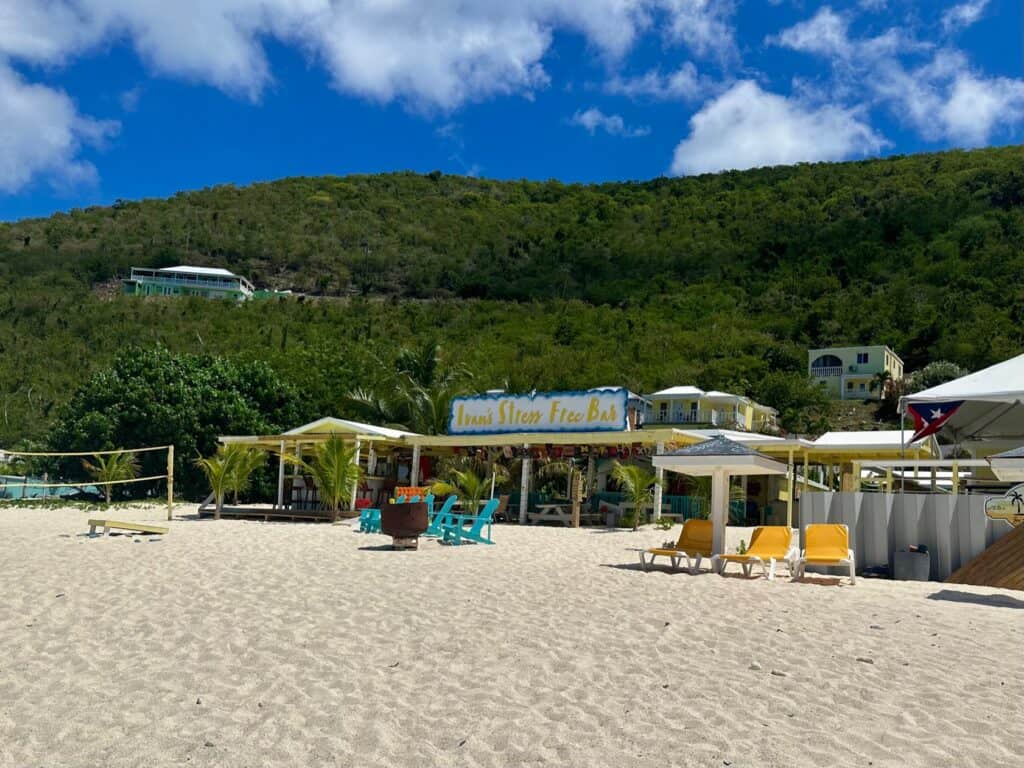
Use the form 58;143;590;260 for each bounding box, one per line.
1;505;1021;768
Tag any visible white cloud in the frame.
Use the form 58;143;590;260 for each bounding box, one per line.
0;0;741;191
0;1;739;109
119;86;142;112
770;6;852;57
658;0;738;62
0;63;118;193
941;0;989;33
874;51;1024;145
771;6;1024;147
606;62;708;101
669;81;886;175
570;107;650;137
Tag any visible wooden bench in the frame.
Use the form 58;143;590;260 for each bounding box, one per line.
87;519;169;537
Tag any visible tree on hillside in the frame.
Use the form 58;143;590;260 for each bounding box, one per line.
50;348;306;500
908;361;968;392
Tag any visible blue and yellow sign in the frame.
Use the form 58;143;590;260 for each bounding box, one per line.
448;389;629;436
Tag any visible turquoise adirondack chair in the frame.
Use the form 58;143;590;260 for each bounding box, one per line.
424;495;459;538
360;508;382;533
442;498;499;546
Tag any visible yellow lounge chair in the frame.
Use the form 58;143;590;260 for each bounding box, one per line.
711;525;796;580
639;519;713;574
795;523;856;584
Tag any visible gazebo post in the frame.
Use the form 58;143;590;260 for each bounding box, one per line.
653;441;665;522
711;469;729;560
786;448;795;529
519;446;531;525
276;440;285;510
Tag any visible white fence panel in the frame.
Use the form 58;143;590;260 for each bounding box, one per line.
798;492;1012;581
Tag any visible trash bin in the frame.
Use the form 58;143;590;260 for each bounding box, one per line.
893;549;931;581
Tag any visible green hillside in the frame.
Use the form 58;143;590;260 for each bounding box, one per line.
1;145;1022;445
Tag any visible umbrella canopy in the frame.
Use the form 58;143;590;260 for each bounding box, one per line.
901;353;1024;442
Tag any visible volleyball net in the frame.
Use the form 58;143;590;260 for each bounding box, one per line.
0;445;175;519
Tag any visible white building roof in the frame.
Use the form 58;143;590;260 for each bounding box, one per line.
648;386;705;397
702;390;744;401
814;431;929;448
159;266;238;278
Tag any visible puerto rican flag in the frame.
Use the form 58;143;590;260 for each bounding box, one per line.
907;401;964;442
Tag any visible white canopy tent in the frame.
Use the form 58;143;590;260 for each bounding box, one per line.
901;352;1024;444
654;436;789;556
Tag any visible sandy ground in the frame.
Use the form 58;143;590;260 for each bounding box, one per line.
1;505;1022;768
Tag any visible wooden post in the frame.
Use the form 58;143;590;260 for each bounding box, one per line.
410;444;421;486
350;439;361;511
802;453;809;493
519;448;531;525
570;469;582;528
276;440;285;510
886;467;894;493
786;449;794;529
952;460;959;495
653;441;665;523
586;452;596;494
166;445;174;521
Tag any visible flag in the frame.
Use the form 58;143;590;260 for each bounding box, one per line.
907;400;964;442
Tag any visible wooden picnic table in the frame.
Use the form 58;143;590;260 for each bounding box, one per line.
528;503;573;526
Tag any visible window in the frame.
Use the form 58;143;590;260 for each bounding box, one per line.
857;352;869;364
859;383;866;391
811;354;842;371
846;381;854;390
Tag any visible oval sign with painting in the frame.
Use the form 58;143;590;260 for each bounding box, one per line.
985;484;1024;527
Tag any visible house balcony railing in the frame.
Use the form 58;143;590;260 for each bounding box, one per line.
811;366;844;377
648;410;744;428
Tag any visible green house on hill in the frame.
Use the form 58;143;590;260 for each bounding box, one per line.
809;345;904;400
123;266;254;300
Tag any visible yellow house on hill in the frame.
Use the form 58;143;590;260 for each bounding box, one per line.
809;345;904;400
643;386;778;432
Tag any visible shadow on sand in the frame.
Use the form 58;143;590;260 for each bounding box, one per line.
927;589;1024;609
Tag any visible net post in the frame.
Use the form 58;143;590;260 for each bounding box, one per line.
167;445;174;520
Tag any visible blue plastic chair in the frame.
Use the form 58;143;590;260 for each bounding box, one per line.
442;498;499;546
423;495;459;538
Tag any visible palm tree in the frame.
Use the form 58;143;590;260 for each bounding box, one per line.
1009;490;1024;514
611;461;660;531
285;436;363;522
82;451;139;505
226;444;266;504
431;468;489;516
870;370;893;397
195;447;235;520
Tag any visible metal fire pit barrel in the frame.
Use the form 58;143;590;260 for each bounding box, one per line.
380;501;429;550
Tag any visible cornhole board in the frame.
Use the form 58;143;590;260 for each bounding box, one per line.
87;519;169;537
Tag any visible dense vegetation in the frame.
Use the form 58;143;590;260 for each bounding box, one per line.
1;145;1022;450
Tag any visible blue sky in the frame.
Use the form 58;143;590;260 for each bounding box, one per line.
1;0;1021;221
